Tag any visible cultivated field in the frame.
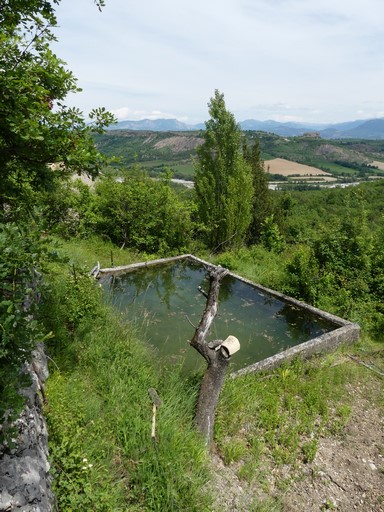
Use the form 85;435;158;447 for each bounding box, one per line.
264;158;332;177
371;160;384;171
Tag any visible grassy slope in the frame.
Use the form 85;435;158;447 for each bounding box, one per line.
43;237;383;511
43;239;211;511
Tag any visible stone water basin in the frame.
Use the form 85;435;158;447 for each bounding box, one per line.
99;255;360;376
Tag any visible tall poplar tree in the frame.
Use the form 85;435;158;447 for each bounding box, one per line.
194;90;253;251
243;138;273;244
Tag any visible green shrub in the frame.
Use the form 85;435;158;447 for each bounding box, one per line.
285;244;320;304
259;214;285;253
94;169;194;255
0;222;52;439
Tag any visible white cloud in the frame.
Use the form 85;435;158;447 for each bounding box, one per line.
111;107;180;121
52;0;384;124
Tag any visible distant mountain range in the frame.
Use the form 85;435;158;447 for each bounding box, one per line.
107;118;203;132
108;117;384;139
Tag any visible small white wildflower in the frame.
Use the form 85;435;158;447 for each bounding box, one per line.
82;458;88;463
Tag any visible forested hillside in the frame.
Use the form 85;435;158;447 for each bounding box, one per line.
94;129;384;182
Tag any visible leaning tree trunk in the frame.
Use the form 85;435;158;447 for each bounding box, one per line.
194;352;229;446
190;266;239;447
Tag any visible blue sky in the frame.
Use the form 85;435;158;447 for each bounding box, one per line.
53;0;384;124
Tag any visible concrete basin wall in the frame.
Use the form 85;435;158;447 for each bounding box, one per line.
230;322;360;378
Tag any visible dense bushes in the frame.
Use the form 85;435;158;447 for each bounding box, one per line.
37;176;384;332
0;222;52;437
94;169;194;253
281;185;384;331
38;168;195;255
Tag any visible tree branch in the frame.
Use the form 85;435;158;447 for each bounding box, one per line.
190;266;228;363
190;265;238;447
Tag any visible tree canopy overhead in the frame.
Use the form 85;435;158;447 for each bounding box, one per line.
0;0;114;214
194;90;254;251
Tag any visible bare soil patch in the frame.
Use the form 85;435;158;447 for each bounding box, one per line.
154;135;203;153
264;158;332;177
283;383;384;512
209;376;383;511
371;160;384;171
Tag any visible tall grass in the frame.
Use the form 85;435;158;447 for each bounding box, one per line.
51;235;144;269
211;244;287;291
42;254;212;511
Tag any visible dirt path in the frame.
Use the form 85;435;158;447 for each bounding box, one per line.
209;381;383;511
283;386;384;511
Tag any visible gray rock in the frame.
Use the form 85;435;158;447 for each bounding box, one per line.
0;488;13;510
0;344;55;511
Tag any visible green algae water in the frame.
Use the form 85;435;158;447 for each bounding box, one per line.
103;260;337;372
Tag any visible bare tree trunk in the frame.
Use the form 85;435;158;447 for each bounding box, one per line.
190;266;238;447
194;353;229;446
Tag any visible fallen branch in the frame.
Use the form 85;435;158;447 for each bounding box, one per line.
197;285;208;298
326;472;347;492
346;354;384;378
190;266;229;361
184;314;197;329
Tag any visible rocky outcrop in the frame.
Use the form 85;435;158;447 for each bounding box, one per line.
0;345;55;511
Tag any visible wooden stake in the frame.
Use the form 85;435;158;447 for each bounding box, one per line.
148;388;163;443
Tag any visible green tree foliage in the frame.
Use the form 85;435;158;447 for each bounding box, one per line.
0;0;114;432
284;189;384;328
95;168;194;254
38;176;100;238
259;214;285;253
0;221;53;433
194;90;253;251
243;138;273;243
286;244;320;304
0;0;114;215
